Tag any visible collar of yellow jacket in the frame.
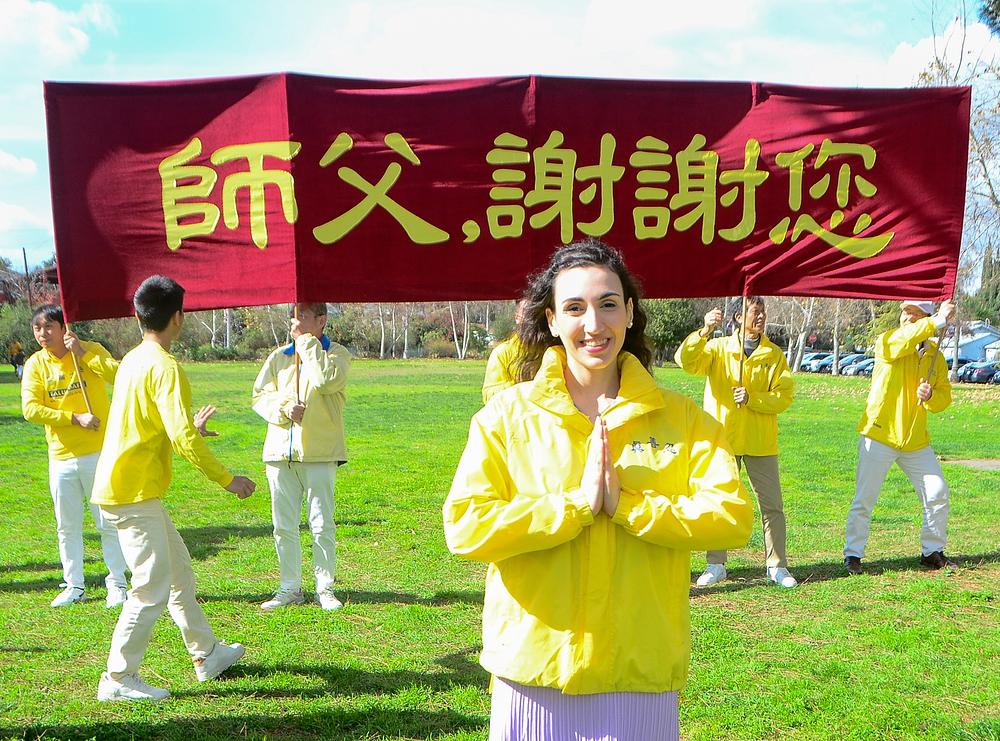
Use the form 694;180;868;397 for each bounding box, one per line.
526;346;666;430
724;332;781;359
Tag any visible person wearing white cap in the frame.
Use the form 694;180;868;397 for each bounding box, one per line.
844;298;956;575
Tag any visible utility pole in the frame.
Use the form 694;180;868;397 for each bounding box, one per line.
22;248;33;307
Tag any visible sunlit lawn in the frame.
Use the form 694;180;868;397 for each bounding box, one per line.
0;360;997;740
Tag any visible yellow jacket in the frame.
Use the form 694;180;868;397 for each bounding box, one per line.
858;317;950;452
444;347;752;694
674;331;794;456
482;334;523;403
21;341;118;460
251;334;350;464
91;341;232;505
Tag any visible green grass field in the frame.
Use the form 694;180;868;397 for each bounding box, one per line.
0;360;997;741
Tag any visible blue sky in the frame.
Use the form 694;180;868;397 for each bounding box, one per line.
0;0;995;269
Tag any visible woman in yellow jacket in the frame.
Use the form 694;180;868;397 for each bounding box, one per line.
444;239;752;741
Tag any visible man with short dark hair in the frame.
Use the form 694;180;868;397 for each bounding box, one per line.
21;304;129;608
675;297;797;588
92;275;256;702
252;302;350;611
844;299;957;575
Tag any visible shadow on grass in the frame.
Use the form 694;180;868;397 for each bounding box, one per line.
0;706;486;741
199;588;484;607
0;645;51;653
0;560;62;574
0;648;488;740
186;646;487;699
176;524;275;560
690;550;1000;596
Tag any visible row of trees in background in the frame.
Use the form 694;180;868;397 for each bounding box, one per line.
2;291;990;371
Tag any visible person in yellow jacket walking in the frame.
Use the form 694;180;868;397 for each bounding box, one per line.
21;304;129;608
252;303;350;611
481;301;526;403
675;297;797;588
444;240;752;741
92;276;256;702
844;299;956;575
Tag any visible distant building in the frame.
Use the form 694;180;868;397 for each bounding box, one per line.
943;321;1000;362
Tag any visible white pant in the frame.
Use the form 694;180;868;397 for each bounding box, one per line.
845;436;950;558
100;499;217;680
266;462;337;592
49;453;128;589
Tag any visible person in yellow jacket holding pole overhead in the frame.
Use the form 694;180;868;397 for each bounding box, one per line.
844;299;956;575
675;297;798;589
92;276;256;702
444;239;751;741
21;304;129;608
252;303;350;611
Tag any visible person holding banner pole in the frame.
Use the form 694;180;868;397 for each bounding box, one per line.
482;300;527;404
844;299;957;575
21;304;130;608
252;303;350;611
92;276;256;702
445;240;751;740
675;296;798;588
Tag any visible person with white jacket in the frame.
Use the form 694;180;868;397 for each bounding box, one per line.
252;303;350;610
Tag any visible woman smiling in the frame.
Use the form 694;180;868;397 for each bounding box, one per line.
443;239;753;741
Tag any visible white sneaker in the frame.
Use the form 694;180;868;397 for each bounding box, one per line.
260;588;305;610
696;564;727;586
106;585;128;609
767;566;798;589
316;589;343;611
50;585;85;607
97;672;170;702
194;642;245;682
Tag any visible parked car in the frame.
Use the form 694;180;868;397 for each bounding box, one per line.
957;361;990;382
812;356;836;373
856;360;876;377
800;352;831;371
844;358;876;376
836;353;868;372
965;361;1000;384
989;369;1000;385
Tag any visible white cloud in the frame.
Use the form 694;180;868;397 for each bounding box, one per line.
0;0;114;67
0;202;50;232
888;18;1000;85
0;150;37;175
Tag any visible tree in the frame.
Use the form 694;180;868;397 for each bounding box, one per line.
980;0;1000;34
642;299;700;364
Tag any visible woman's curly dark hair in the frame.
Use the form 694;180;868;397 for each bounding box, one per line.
515;238;652;382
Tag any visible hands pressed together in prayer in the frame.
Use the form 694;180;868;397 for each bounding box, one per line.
580;397;621;517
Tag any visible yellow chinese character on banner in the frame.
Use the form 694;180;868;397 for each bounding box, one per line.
769;139;893;258
464;131;623;244
669;134;719;245
160;138;220;251
210;141;301;250
313;132;449;245
159;137;300;251
462;133;530;242
718;138;769;242
629;136;672;240
523;131;580;243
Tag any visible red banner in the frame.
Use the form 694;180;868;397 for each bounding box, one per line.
45;74;970;321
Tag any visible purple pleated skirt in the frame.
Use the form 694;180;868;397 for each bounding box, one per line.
489;677;680;741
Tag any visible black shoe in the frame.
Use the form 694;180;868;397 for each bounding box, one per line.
844;556;863;575
920;551;958;570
